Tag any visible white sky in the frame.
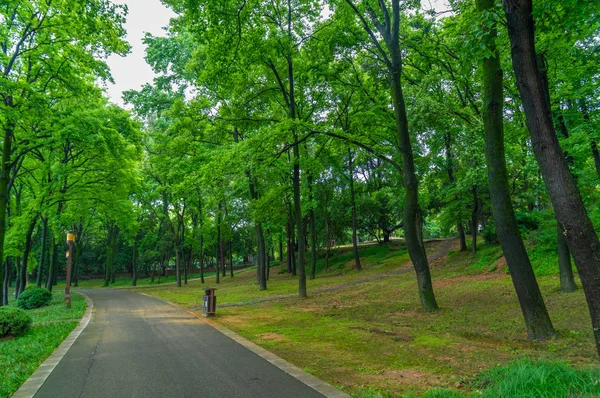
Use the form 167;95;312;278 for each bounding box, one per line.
104;0;175;107
104;0;451;108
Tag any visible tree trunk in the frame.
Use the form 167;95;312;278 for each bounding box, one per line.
0;121;13;306
104;226;114;287
132;238;138;287
17;216;37;297
229;241;233;277
387;31;437;311
308;173;318;279
557;224;576;293
37;218;48;288
504;0;600;352
256;223;267;290
480;0;556;340
471;185;478;254
2;259;9;305
348;149;362;271
286;220;293;274
279;235;283;262
458;223;467;252
46;239;57;292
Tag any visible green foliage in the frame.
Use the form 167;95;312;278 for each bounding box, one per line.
17;288;53;310
24;284;37;291
0;307;32;337
475;359;600;398
482;225;499;246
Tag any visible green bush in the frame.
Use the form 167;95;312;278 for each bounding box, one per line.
17;288;52;310
0;307;32;337
475;359;600;397
24;284;37;291
482;225;499;245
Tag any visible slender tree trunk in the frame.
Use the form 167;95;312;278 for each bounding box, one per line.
2;259;9;305
46;239;57;291
308;173;318;279
132;238;138;287
286;220;293;274
471;185;478;254
216;213;221;284
104;226;114;287
17;216;37;297
348;149;362;271
0;120;13;306
557;225;576;292
458;224;467;252
256;223;267;290
279;235;283;262
479;0;556;340
229;241;233;277
504;0;600;352
388;38;437;311
37;218;48;288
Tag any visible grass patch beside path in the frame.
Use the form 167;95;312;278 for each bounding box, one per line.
0;290;86;397
56;271;219;289
135;240;599;396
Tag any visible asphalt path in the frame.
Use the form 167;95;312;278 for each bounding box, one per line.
34;289;325;398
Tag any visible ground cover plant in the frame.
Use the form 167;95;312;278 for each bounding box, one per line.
0;291;87;397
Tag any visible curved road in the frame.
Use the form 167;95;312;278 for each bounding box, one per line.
34;290;326;398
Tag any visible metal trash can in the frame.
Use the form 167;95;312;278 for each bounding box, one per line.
202;288;217;317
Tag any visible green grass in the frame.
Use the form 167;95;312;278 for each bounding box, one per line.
475;359;600;397
0;290;87;397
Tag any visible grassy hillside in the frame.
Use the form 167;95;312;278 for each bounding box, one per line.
138;240;599;397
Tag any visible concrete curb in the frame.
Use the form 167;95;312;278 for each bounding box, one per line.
139;293;350;398
12;293;94;398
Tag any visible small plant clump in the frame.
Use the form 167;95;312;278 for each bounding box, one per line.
0;307;32;338
17;288;53;310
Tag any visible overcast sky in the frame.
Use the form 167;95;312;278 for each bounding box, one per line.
104;0;451;107
104;0;175;107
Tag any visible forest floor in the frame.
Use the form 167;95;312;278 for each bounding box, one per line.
0;291;87;397
136;239;600;397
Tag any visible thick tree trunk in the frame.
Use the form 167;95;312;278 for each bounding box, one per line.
504;0;600;352
480;0;556;340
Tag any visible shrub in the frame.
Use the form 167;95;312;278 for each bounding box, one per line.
482;225;499;245
475;359;600;397
17;288;52;310
24;284;37;291
0;307;32;337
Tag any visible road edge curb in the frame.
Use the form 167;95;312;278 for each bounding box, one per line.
12;292;94;398
139;293;350;398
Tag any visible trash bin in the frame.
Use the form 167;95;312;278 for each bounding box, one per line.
202;288;217;317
